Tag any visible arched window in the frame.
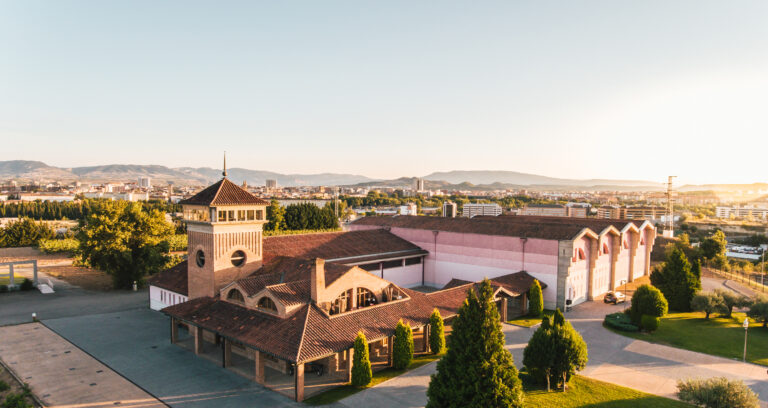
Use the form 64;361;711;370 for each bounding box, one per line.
602;243;609;255
330;289;353;315
640;237;645;246
227;289;244;304
356;288;377;308
573;248;586;262
257;297;277;312
623;239;629;249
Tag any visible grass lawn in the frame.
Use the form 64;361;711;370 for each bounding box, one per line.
525;375;691;407
608;312;768;366
0;276;24;286
303;352;444;405
508;309;555;327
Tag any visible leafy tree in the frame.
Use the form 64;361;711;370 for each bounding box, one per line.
265;199;285;231
428;309;445;354
677;377;759;408
713;289;750;318
427;279;523;408
523;319;556;391
691;292;725;319
76;201;174;289
650;248;699;312
550;309;588;390
393;320;414;369
0;218;54;248
701;230;729;269
351;331;372;387
629;284;668;325
747;296;768;328
528;280;543;317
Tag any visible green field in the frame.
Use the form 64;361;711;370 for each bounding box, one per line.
608;312;768;366
524;375;691;407
508;309;555;327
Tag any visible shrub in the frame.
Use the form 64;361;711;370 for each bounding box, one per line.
428;309;445;354
604;312;640;332
19;278;34;292
0;218;55;248
528;280;543;317
1;393;32;408
393;320;414;369
0;380;9;392
747;296;768;328
677;377;759;408
0;285;8;293
630;284;668;325
351;331;372;387
691;292;725;319
714;289;751;318
641;314;660;332
37;238;78;254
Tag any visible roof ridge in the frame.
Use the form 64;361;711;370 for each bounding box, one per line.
211;177;227;204
294;304;313;363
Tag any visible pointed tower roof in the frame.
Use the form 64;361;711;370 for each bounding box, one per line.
180;178;269;206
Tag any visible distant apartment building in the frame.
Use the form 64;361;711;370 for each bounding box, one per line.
83;192;149;202
414;178;425;192
265;179;278;189
596;206;664;220
138;177;151;189
567;203;590;218
18;193;75;202
399;203;418;216
522;204;568;217
716;205;768;220
442;201;457;218
462;203;502;218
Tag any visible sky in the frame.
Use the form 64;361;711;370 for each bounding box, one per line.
1;1;767;186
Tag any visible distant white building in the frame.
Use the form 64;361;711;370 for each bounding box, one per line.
138;177;151;189
399;203;418;216
18;194;75;202
266;179;278;189
716;206;768;220
414;178;425;192
462;203;502;218
442;201;457;218
83;192;149;202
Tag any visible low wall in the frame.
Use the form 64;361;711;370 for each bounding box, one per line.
0;247;41;258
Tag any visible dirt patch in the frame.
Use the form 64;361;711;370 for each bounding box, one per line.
0;364;39;408
45;265;113;291
617;276;651;298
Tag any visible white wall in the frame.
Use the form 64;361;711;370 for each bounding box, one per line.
149;285;188;311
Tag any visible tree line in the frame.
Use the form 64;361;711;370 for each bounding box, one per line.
0;198;181;221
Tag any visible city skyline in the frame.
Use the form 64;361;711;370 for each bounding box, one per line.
2;1;768;185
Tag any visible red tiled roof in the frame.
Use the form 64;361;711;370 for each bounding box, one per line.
263;229;427;264
352;215;650;241
236;257;356;297
180;178;268;206
147;261;188;296
442;271;545;296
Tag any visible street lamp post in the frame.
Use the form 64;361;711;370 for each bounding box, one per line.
743;317;749;362
620;279;628;310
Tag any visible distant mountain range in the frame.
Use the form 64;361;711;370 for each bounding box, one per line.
0;161;764;192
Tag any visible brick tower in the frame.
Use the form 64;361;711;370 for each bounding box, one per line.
179;162;268;299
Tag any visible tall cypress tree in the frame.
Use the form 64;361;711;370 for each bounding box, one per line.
428;309;446;354
427;279;523;408
528;279;543;317
351;331;372;387
651;247;699;311
393;320;414;369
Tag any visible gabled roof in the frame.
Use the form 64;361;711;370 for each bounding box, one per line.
443;271;546;296
262;229;427;265
147;260;189;296
235;256;356;298
179;178;268;206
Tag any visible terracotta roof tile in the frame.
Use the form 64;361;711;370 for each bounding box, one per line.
180;178;268;206
147;261;188;296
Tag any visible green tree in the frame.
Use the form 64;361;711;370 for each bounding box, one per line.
351;331;372;387
691;292;725;319
677;377;760;408
265;199;285;231
427;279;523;408
550;314;589;390
76;201;174;289
650;248;699;312
713;289;750;318
747;296;768;328
701;230;729;269
523;319;556;391
393;320;414;369
629;284;668;326
428;309;445;355
553;308;565;326
528;279;543;317
0;218;54;248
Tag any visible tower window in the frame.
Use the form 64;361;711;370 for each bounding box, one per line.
196;250;205;267
247;210;255;220
218;210;226;222
231;250;246;267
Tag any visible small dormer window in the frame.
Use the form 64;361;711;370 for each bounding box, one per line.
257;296;277;312
227;289;244;304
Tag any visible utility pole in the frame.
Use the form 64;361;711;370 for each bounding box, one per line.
664;176;676;238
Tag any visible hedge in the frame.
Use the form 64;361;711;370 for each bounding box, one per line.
604;312;640;332
38;238;78;254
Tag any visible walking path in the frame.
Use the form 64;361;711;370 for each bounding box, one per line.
340;299;768;408
0;323;165;408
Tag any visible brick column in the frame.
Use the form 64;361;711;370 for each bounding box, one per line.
170;318;178;344
610;236;620;290
223;339;231;368
193;326;203;355
628;231;638;283
500;299;508;322
295;363;305;402
588;238;598;299
254;350;265;384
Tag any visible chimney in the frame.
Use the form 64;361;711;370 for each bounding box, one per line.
311;258;325;303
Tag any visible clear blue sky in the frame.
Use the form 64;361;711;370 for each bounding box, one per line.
2;1;767;185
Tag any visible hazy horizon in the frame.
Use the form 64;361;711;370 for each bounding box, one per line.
2;1;767;186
